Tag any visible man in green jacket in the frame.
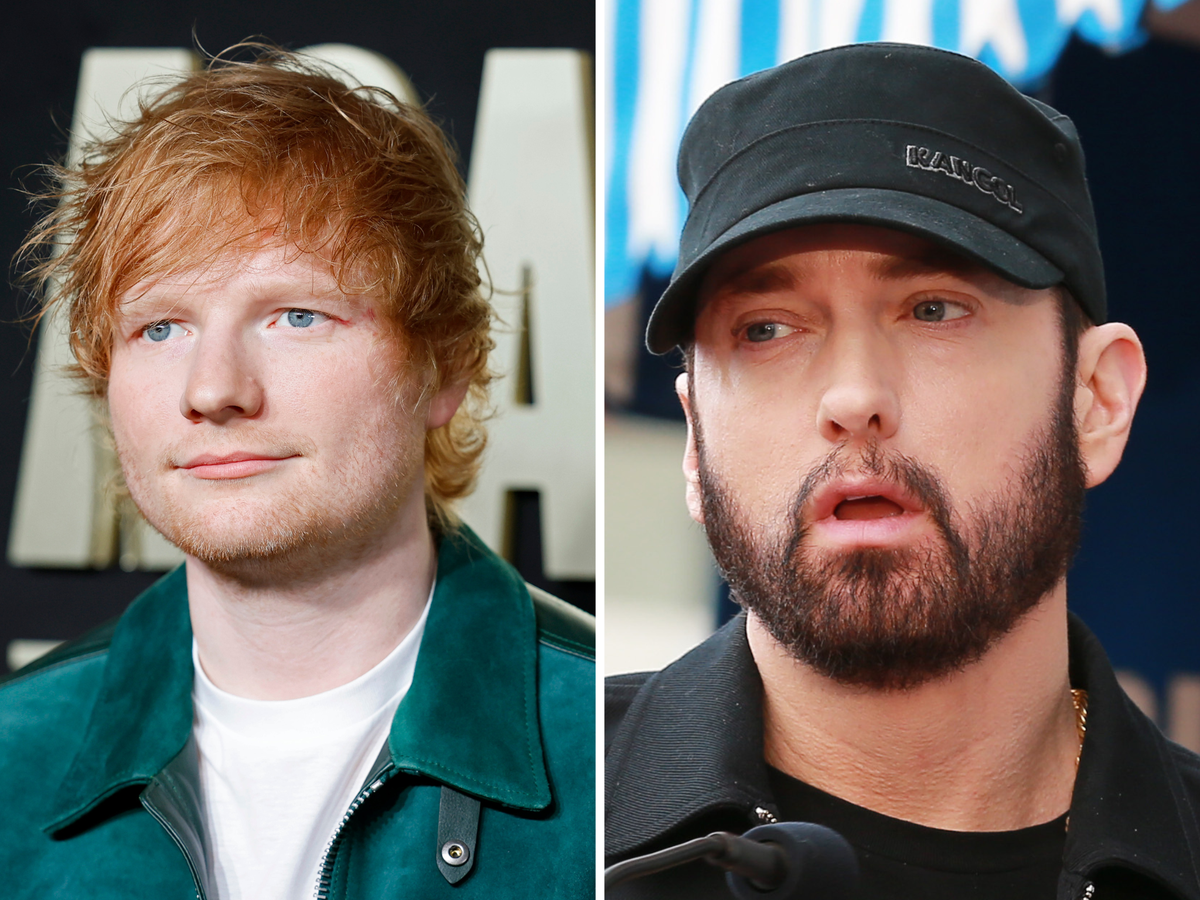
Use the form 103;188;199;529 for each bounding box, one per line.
3;47;594;899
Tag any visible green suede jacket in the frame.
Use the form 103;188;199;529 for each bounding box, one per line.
0;526;595;899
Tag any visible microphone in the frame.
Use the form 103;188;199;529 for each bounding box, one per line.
604;821;859;899
723;822;858;900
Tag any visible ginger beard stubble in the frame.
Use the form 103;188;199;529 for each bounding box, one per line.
693;329;1089;691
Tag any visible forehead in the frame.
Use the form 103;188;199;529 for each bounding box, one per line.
117;240;361;311
696;223;1034;310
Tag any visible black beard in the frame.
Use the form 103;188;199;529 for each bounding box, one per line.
697;377;1087;691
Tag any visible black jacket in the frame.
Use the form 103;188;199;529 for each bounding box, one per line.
606;613;1200;900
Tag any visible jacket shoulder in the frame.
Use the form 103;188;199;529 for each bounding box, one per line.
605;671;652;751
527;583;594;660
1165;738;1200;792
0;616;119;688
606;671;652;719
0;621;117;833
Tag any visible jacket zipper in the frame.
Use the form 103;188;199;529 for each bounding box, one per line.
140;796;206;900
313;762;397;900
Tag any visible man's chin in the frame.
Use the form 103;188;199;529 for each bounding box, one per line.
747;559;995;692
751;606;976;693
136;493;340;575
157;514;320;565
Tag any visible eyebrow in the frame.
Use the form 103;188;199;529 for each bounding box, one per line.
707;260;797;298
868;249;986;282
115;288;183;319
117;268;355;311
707;246;991;301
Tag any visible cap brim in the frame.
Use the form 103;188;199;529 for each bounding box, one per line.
646;187;1065;354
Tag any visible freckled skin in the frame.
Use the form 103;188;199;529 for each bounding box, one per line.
107;243;464;585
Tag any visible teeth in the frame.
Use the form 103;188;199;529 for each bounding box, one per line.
846;495;869;501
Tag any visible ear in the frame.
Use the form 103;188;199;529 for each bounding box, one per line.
427;378;470;431
1074;323;1146;488
676;372;705;525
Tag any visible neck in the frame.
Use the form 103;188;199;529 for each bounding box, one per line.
750;585;1078;831
186;495;437;701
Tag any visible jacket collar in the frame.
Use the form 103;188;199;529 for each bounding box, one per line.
605;614;771;858
45;524;549;835
606;613;1200;898
44;566;194;834
1063;615;1200;900
387;526;550;811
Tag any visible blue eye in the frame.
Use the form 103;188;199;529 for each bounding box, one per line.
143;321;178;342
286;310;316;328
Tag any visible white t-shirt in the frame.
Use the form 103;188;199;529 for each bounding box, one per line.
191;590;432;900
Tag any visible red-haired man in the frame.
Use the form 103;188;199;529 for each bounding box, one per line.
4;48;594;900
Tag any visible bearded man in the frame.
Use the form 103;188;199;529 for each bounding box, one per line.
0;48;593;900
605;43;1199;900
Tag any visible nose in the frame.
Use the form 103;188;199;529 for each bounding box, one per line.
181;330;263;423
815;329;900;444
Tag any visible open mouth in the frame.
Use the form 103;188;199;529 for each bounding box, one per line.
833;495;906;520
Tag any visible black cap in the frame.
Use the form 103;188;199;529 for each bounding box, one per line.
646;42;1105;354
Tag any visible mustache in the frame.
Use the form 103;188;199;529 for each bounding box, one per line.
784;441;969;572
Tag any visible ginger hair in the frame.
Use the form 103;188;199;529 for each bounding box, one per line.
20;45;494;530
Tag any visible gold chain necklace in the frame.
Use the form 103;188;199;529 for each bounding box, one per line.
1072;688;1089;770
1065;687;1089;833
